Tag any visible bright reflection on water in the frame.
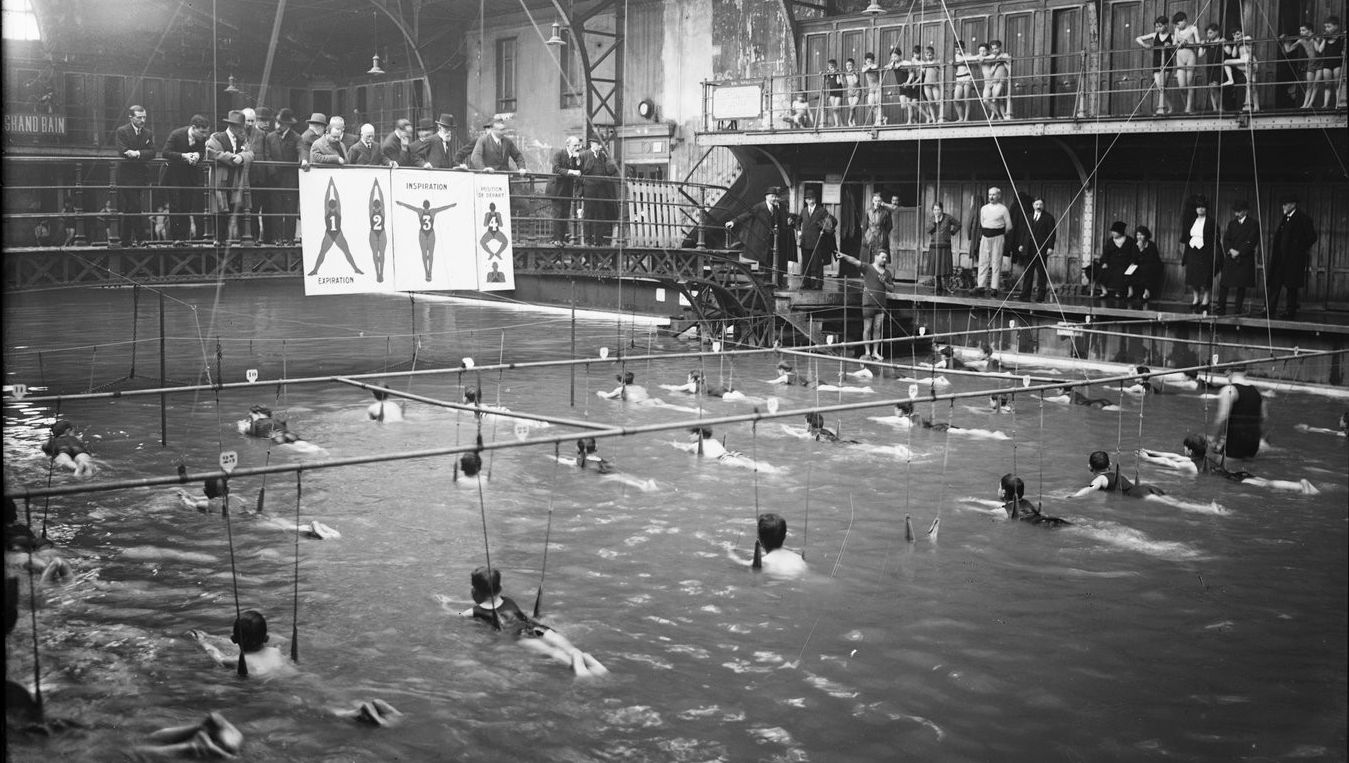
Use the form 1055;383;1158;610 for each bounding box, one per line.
3;283;1346;761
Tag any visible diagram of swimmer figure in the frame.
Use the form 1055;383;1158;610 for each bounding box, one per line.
368;180;388;283
480;202;509;259
396;197;457;282
486;262;506;283
308;177;365;277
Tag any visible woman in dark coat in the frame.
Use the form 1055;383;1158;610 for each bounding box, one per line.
1180;194;1220;314
1099;220;1138;306
1129;225;1164;309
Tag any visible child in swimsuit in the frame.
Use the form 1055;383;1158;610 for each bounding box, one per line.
981;41;1010;120
41;420;96;477
952;41;976;121
1171;12;1201;113
822;58;845;127
843;58;863;126
1312;16;1345;109
920;46;942;123
1136;15;1175;115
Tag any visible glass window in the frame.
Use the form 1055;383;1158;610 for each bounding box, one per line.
496;37;517;113
3;0;42;41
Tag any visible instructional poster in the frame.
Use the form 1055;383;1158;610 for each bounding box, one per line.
298;168;398;295
299;167;516;295
473;174;515;291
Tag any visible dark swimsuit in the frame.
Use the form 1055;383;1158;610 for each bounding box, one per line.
42;435;87;459
1196;456;1254;482
1152;32;1175;73
1317;35;1344;72
1005;498;1071;526
1099;467;1165;497
473;595;549;638
1222;384;1263;459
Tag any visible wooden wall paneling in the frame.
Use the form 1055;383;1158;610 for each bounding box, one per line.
877;24;903;124
624;1;664;124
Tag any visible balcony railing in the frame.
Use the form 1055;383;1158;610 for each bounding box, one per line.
701;36;1347;134
1;156;737;254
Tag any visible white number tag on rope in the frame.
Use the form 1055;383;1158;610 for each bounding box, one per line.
826;334;837;345
1008;319;1016;328
908;384;919;399
917;326;926;336
1023;375;1031;388
1211;353;1219;366
462;357;475;369
711;341;722;353
766;397;780;414
245;369;258;383
513;421;529;442
218;450;238;474
599;347;609;359
10;384;26;399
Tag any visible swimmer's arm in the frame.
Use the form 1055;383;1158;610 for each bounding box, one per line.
597;385;623;400
1071;475;1109;498
175;490;208;512
186;630;230;666
1135;449;1186;468
723;541;754;567
765;374;789;384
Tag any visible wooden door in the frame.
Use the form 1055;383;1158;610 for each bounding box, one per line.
1003;11;1036;119
1107;1;1144;117
891;206;919;281
802;33;829;118
1050;6;1083;118
841;29;865;71
877;25;904;124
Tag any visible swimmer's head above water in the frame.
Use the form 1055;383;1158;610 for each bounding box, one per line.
463;387;481;404
805;412;826;430
231;610;270;653
51;420;74;437
757;513;788;552
203;476;227;499
248;405;273;419
1088;450;1111;473
999;473;1024;501
371;385;390;402
896;401;915;415
616;371;634;385
689;426;714;440
1182;433;1208;457
469;565;502;604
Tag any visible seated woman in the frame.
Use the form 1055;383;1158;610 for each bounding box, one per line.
41;420;96;478
1137;434;1318;493
999;474;1071;526
725;513;808;577
237;405;305;445
457;566;608;678
367;385;404;423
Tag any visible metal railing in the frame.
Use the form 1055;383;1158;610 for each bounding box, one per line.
2;155;741;255
702;35;1347;133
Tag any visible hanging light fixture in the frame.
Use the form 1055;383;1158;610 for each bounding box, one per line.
224;75;241;94
862;0;885;15
367;53;385;75
545;21;566;47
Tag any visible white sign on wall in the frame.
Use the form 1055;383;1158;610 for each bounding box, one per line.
711;84;764;121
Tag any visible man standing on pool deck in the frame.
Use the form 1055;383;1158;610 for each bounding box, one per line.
835;250;893;360
308;177;364;277
1210;365;1266;459
975;186;1013;296
396;197;457;282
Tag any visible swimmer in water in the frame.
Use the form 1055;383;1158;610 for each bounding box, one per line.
1294;412;1347;437
932;345;967;370
41;420;96;477
726;512;807;577
135;712;244;759
597;371;650;402
457;566;609;678
987;393;1013;414
967;342;1007;372
999;474;1071;526
176;478;340;537
890;402;1009;440
188;609;298;678
574;437;613;473
237;405;306;445
1072;450;1165;498
1138;434;1318;493
1123;366;1167;395
803;412;860;443
663;370;733;398
1043;387;1119;410
766;362;811;386
368;384;404;422
4;497;72;585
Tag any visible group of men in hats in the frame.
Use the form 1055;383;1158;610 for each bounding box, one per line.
117;105;528;247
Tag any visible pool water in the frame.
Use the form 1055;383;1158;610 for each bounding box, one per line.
3;282;1346;762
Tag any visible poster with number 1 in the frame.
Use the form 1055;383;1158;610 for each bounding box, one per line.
298;168;398;295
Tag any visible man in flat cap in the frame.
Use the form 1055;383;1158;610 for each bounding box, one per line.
381;117;414;167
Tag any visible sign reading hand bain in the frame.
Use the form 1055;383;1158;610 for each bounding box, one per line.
299;167;515;295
